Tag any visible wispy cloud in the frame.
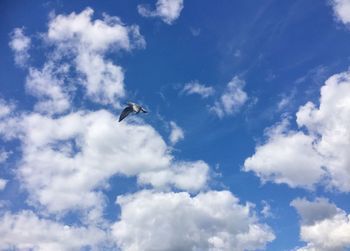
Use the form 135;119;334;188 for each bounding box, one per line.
0;179;7;190
210;76;248;118
182;81;214;98
9;28;31;67
138;0;184;25
169;121;184;144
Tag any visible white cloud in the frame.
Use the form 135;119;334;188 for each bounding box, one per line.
16;8;145;115
46;8;145;106
244;119;325;189
26;63;71;115
0;110;209;217
292;197;350;251
169;121;184;144
138;0;184;24
182;81;214;98
9;28;31;67
0;210;107;250
211;76;248;118
331;0;350;25
137;160;209;191
244;70;350;192
0;150;9;164
112;190;275;251
0;179;7;190
0;99;15;119
261;200;273;218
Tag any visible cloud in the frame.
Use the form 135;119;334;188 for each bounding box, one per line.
244;70;350;192
169;121;184;144
291;197;339;225
138;0;184;24
112;190;275;251
244;119;325;189
210;76;248;118
0;210;107;250
0;150;10;164
0;110;209;217
261;200;273;218
45;8;145;106
26;62;71;115
292;197;350;251
331;0;350;25
10;8;145;115
9;28;31;67
0;99;14;119
137;161;209;192
0;179;7;190
182;81;214;98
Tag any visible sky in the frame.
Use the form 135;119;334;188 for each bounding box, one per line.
1;0;350;250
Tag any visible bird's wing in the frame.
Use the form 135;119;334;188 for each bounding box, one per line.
119;106;133;122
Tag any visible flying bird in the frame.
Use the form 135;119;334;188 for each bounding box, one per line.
119;102;148;122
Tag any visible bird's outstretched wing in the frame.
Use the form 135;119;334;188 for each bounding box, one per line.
119;106;133;122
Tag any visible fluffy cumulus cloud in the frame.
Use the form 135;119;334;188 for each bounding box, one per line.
112;190;275;251
0;210;107;250
0;110;209;217
331;0;350;25
292;197;350;251
14;8;145;115
26;62;71;115
46;8;145;106
182;81;215;98
244;70;350;191
138;0;184;24
169;121;184;144
9;27;31;67
211;76;248;118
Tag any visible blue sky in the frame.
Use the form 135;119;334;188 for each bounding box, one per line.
1;0;350;250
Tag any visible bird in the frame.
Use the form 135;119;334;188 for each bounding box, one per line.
119;102;148;122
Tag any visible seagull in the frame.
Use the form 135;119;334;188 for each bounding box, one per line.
119;102;148;122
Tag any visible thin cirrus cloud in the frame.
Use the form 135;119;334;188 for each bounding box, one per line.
182;81;215;98
0;7;277;251
244;70;350;192
331;0;350;25
210;76;248;118
291;197;350;251
138;0;184;25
